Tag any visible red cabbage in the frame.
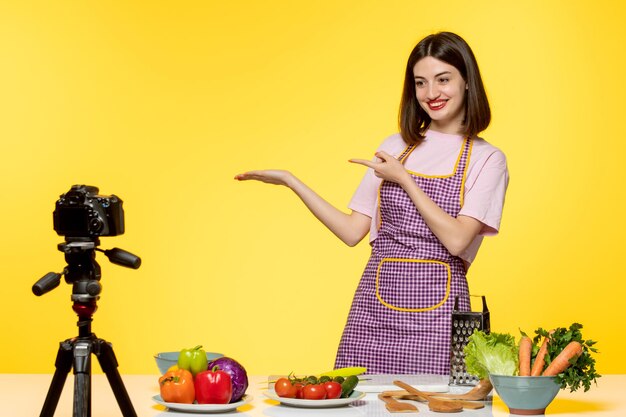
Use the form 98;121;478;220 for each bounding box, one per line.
208;357;248;402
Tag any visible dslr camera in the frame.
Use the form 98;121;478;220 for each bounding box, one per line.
53;185;124;238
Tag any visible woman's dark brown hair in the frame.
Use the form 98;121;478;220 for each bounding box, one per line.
399;32;490;144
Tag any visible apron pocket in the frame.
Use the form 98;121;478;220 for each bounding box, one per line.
375;258;451;312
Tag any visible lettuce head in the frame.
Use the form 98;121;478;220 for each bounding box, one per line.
463;330;518;379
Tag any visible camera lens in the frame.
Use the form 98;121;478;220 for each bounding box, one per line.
89;218;103;234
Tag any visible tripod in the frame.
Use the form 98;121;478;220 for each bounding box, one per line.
39;300;137;417
34;239;141;417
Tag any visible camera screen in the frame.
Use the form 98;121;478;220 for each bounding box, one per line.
54;207;89;234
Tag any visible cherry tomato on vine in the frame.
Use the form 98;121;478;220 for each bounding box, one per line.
323;381;342;399
274;378;297;398
302;384;327;400
294;381;305;399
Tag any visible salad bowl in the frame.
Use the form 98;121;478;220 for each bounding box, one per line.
489;374;560;415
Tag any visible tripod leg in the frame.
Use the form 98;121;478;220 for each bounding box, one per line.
94;339;137;417
72;340;92;417
39;340;74;417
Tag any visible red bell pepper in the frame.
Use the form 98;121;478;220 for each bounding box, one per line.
195;366;233;404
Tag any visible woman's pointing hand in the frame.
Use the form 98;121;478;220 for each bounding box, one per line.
349;151;411;185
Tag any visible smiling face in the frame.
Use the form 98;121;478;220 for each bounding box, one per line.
413;56;468;134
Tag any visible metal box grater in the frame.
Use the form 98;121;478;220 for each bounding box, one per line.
449;295;490;386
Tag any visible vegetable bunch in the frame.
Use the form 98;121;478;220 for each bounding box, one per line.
159;364;234;405
274;373;360;400
464;323;600;392
158;345;249;404
526;323;600;392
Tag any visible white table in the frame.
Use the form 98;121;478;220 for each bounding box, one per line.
1;373;623;416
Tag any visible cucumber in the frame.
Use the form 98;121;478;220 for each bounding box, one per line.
340;375;359;398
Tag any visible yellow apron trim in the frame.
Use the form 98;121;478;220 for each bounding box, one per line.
398;144;417;163
459;139;473;207
376;145;415;230
375;258;452;312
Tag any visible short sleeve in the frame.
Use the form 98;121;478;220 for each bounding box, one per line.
459;150;509;235
348;164;381;219
348;134;404;218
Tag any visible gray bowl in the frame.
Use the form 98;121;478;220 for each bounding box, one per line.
154;351;224;375
489;374;561;415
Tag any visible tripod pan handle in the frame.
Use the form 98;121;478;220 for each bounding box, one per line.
33;272;62;296
104;248;141;269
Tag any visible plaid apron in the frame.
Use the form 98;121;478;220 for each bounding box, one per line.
334;138;473;374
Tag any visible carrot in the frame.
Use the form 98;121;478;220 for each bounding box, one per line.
542;341;583;376
519;336;532;376
531;336;550;376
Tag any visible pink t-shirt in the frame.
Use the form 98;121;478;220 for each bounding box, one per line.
349;130;509;265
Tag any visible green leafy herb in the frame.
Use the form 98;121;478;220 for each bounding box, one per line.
464;330;518;379
533;323;600;392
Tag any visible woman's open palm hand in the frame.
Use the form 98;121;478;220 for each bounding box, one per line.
234;169;292;186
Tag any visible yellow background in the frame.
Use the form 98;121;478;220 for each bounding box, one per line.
1;0;624;376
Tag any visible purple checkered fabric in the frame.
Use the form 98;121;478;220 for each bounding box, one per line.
334;139;472;374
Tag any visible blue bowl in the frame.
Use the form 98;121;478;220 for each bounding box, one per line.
489;374;561;415
154;351;224;375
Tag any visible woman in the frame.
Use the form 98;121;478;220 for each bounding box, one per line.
235;32;508;374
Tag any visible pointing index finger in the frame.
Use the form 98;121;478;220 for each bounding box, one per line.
349;158;376;168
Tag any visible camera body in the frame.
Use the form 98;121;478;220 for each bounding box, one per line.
53;185;125;238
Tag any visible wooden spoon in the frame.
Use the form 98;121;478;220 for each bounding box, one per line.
426;379;493;401
378;394;419;413
383;379;492;401
393;381;463;413
400;395;483;410
381;390;428;402
381;392;484;410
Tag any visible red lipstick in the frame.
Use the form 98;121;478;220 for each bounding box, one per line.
427;100;447;111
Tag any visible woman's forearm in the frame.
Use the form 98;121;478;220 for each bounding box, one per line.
398;176;482;256
285;175;371;247
235;169;371;246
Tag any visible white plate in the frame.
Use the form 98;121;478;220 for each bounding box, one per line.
263;389;366;408
152;394;252;413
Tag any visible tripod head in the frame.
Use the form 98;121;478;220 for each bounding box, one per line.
33;237;141;302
